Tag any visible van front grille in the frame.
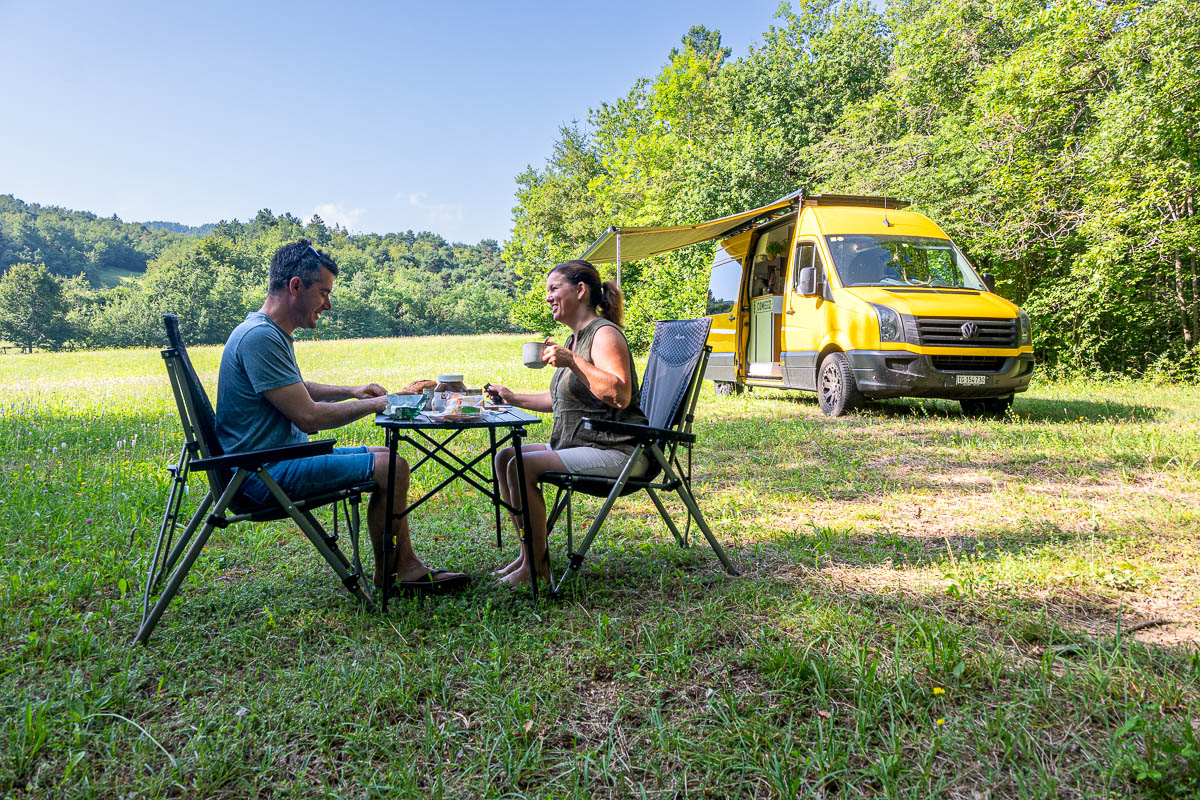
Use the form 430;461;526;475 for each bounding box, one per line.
930;355;1007;372
907;317;1018;348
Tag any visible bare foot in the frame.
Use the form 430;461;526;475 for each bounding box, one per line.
496;564;549;587
496;565;530;586
491;552;525;577
393;562;466;585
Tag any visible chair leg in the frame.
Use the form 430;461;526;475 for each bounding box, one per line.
646;488;686;548
152;492;213;594
651;445;739;576
544;487;573;576
550;445;644;596
348;494;366;589
259;473;377;612
149;444;190;589
566;486;574;558
545;487;568;536
134;474;247;645
142;489;209;627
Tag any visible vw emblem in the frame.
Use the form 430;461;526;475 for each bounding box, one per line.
960;322;979;340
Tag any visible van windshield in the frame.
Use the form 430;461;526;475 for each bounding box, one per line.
824;234;986;290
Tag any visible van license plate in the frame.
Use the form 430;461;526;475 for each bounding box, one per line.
954;375;988;386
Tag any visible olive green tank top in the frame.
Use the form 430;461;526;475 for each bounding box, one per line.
549;317;648;454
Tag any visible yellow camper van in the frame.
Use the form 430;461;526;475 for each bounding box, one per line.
582;191;1034;416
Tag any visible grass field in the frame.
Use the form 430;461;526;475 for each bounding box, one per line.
2;335;1199;799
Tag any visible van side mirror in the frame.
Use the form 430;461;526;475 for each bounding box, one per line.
981;272;996;293
796;267;818;296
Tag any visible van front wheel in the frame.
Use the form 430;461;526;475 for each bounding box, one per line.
817;353;863;416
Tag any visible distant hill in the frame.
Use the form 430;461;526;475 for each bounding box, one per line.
0;193;524;348
0;194;188;285
138;220;217;236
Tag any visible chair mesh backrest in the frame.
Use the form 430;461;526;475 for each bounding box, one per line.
163;314;233;490
640;318;712;430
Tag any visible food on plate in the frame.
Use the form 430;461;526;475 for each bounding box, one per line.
400;378;436;394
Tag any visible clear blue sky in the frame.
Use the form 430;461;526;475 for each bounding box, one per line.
1;0;790;244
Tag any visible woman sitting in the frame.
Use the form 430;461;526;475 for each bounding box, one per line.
489;260;649;587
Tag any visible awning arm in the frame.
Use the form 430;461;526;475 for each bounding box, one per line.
615;230;621;290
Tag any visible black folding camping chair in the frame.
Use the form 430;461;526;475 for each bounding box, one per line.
134;314;377;645
539;318;739;594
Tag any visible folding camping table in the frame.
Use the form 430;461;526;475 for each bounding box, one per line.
374;408;543;608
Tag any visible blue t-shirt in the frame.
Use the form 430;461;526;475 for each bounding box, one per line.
215;311;308;454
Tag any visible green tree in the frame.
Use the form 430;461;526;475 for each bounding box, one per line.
305;214;331;245
0;262;72;352
505;1;890;349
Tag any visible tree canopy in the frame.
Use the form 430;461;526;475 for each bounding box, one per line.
505;0;1200;377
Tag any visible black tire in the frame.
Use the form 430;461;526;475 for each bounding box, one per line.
817;352;864;416
960;395;1014;418
713;380;742;397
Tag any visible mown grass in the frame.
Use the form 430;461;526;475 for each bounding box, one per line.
2;335;1199;799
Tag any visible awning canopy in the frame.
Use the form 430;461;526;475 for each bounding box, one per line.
580;191;801;264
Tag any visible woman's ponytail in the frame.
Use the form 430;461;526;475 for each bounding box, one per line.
599;280;624;327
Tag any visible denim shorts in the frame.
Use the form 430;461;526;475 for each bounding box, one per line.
240;445;376;506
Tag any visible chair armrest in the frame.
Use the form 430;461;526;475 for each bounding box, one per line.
583;418;695;444
192;438;337;471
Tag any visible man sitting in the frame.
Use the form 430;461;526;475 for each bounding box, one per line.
214;239;466;594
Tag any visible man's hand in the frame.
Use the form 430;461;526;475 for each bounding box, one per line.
354;383;388;400
265;382;388;434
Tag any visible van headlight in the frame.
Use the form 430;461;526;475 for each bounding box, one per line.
871;303;904;343
1019;310;1032;346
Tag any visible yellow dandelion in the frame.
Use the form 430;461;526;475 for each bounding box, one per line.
933;687;945;696
936;718;945;726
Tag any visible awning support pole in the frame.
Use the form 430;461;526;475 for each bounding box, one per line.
615;229;621;291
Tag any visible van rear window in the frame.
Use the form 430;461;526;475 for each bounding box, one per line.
706;251;742;315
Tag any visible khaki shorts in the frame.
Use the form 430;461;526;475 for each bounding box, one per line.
535;444;649;479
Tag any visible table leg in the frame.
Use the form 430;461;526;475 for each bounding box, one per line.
489;427;501;548
509;426;537;603
382;428;398;612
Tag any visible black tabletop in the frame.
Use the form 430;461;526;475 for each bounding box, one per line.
374;408;543;430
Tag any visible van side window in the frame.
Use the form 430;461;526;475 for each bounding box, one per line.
792;242;814;292
706;256;742;315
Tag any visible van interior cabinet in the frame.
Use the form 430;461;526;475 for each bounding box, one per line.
748;294;783;377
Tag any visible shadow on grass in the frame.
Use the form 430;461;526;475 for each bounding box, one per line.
536;525;1171;649
755;390;1163;424
697;414;1146;503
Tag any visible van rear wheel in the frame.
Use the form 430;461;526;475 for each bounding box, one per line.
817;353;863;416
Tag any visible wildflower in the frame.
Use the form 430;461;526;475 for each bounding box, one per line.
86;518;94;523
933;687;945;696
936;718;944;726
